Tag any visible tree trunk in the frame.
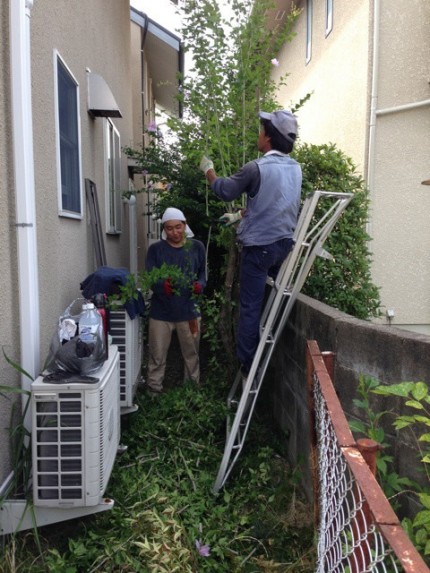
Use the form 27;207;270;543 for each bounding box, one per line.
218;238;239;371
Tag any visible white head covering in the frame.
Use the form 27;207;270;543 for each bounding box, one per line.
161;207;194;240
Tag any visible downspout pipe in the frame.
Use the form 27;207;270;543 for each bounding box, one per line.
139;13;152;243
10;0;40;401
127;195;138;277
178;42;184;119
140;12;149;148
366;0;380;239
376;98;430;117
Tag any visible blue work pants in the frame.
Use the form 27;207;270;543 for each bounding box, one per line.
237;238;294;374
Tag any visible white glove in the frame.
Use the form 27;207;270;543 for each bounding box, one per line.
199;155;214;174
218;211;242;227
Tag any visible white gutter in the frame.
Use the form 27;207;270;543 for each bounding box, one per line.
366;0;380;239
10;0;40;398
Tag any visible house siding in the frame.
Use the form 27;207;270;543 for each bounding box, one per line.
275;0;370;171
30;0;135;370
368;0;430;331
0;0;136;488
271;0;430;332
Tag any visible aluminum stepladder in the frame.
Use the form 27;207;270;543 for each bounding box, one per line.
212;190;354;493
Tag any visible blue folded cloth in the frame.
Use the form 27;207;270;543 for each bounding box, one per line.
80;266;145;319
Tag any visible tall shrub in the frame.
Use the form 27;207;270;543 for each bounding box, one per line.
127;0;300;221
293;143;381;319
126;0;301;365
126;0;380;367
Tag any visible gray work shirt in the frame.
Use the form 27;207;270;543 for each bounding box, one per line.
211;152;302;246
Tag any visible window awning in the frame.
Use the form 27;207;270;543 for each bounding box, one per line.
87;70;122;118
131;7;184;118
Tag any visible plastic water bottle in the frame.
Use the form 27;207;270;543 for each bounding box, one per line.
78;302;103;344
92;293;109;359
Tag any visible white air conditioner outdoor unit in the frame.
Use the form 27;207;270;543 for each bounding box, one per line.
31;345;120;508
109;307;143;413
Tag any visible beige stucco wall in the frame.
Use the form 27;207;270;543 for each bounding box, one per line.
0;0;138;488
272;0;430;331
30;0;135;362
1;0;182;495
376;0;429;110
274;0;370;173
369;0;430;330
371;111;430;329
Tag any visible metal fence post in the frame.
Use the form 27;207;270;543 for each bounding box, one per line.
351;438;381;572
357;438;380;476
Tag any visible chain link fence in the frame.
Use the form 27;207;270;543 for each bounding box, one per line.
306;340;429;573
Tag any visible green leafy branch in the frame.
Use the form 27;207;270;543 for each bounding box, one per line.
108;260;199;310
349;375;430;562
372;381;430;561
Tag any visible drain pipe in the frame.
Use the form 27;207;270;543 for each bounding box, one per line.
366;0;380;239
376;98;430;116
128;195;138;277
10;0;40;400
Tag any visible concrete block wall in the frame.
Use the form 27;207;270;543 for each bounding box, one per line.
263;294;430;507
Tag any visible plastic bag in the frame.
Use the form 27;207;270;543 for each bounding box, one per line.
45;298;106;376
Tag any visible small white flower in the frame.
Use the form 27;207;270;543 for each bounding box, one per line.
271;58;280;67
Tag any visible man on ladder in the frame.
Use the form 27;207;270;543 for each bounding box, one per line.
199;110;302;386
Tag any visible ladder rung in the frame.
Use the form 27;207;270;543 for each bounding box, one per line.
271;283;290;292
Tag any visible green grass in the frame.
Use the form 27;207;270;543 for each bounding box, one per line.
0;381;315;573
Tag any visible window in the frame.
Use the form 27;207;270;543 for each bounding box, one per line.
105;119;122;234
325;0;333;37
306;0;313;64
55;52;82;217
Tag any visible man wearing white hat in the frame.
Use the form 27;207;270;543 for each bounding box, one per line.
199;110;302;384
145;207;206;394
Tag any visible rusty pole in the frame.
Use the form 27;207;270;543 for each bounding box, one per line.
350;439;381;572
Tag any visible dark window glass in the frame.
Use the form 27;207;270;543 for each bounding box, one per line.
58;60;81;214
